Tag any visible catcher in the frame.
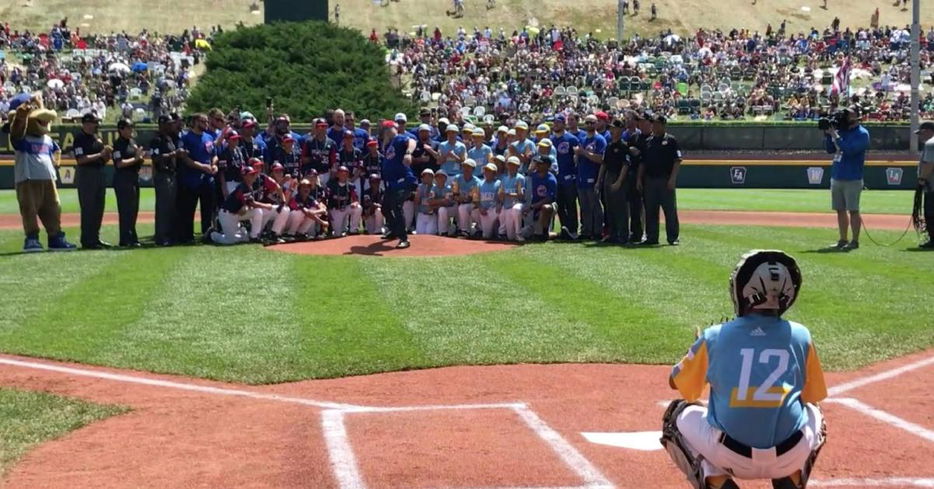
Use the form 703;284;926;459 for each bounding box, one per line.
661;250;827;489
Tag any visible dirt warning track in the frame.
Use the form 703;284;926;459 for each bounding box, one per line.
1;350;932;489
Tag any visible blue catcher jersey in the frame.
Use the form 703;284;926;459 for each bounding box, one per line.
670;314;827;449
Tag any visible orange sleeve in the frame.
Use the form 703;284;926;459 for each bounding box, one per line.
801;342;828;403
670;339;709;402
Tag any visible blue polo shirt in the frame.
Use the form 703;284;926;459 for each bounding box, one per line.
577;132;607;189
381;135;416;190
180;130;216;190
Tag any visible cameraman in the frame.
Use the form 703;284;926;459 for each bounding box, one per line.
823;107;870;250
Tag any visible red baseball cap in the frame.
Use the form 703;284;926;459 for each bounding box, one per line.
227;130;241;140
283;135;295;143
381;120;397;129
241;120;257;128
241;166;259;176
271;162;285;171
595;111;609;121
249;158;264;168
315;119;328;128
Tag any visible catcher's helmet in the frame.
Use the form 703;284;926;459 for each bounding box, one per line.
729;250;802;317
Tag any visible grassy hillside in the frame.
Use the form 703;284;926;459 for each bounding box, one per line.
4;0;934;38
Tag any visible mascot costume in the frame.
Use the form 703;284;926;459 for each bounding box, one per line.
3;93;76;251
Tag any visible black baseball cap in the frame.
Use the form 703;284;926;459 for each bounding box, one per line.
117;118;134;129
157;114;172;125
652;115;668;124
610;119;625;129
81;113;101;124
915;121;934;134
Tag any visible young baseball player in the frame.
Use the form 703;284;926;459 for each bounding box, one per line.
477;163;502;239
452;159;481;236
326;166;362;236
212;166;265;245
286;178;329;240
523;155;557;240
415;168;438;235
250;159;291;240
430;170;455;236
662;250;827;489
499;156;526;241
362;173;384;235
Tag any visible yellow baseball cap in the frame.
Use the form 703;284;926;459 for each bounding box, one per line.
538;138;553;148
483;162;498;172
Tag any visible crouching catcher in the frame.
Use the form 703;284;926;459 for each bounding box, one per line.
661;250;828;489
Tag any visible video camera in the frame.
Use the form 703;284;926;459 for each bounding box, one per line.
818;107;856;131
817;111;850;131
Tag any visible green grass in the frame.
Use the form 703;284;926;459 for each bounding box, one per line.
0;222;929;384
0;189;912;216
0;389;126;474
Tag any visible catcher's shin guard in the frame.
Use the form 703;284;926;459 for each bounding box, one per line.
660;399;705;489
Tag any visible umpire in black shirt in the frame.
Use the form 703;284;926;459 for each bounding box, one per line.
597;119;631;244
74;112;112;249
636;115;682;245
150;115;180;246
113;119;144;247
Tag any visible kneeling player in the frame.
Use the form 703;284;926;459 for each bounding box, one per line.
662;250;827;489
522;155;557;240
212;166;265;245
287;179;329;239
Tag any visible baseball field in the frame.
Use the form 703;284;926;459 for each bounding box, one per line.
0;187;932;488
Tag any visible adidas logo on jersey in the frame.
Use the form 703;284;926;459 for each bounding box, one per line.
749;327;767;337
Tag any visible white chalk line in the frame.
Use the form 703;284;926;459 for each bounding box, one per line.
321;410;366;489
811;477;934;487
829;354;934;397
827;398;934;444
0;356;363;411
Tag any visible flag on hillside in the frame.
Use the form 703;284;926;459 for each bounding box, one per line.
831;57;851;97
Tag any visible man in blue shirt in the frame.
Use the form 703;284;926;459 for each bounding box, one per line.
823;107;870;250
576;114;606;240
551;114;580;239
178;113;219;244
380;120;417;249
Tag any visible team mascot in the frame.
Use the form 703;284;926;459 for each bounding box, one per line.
3;93;76;251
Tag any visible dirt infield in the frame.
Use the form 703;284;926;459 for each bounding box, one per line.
0;210;911;232
268;234;518;257
1;351;932;489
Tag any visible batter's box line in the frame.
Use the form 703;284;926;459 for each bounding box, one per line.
321;404;615;489
825;398;934;444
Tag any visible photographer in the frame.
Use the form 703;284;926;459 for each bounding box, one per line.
822;107;870;250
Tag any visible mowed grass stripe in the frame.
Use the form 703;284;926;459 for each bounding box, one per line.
0;250;177;361
104;246;310;383
288;256;429;380
360;257;613;363
480;252;687;363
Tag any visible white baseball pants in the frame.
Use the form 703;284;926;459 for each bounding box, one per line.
261;207;291;235
676;403;823;480
457;203;479;232
365;209;384;234
330;205;363;234
286;210;321;236
437;206;456;235
502;203;525;240
477;209;500;238
416;212;439;235
212;208;260;244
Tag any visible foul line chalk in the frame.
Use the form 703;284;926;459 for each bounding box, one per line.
829;354;934;397
827;397;934;444
811;477;934;487
0;356;364;411
321;410;367;489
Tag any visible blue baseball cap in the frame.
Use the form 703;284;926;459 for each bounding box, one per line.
554;114;566;123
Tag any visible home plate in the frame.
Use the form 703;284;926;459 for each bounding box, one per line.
581;431;663;451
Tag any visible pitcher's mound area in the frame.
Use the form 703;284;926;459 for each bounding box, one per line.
267;234;518;257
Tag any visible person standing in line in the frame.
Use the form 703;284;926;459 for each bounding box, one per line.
576;114;606;240
112;118;144;247
177;113;218;244
597;119;631;244
551;114;580;239
150;115;180;246
637;115;682;246
623;112;646;242
73;112;112;249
